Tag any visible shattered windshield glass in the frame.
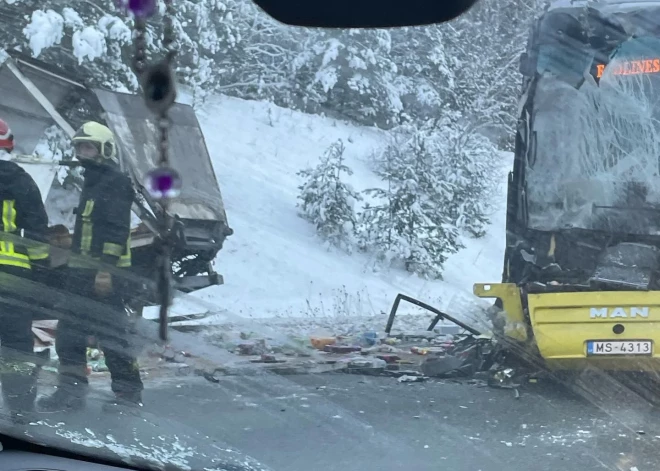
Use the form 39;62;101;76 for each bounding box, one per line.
528;36;660;234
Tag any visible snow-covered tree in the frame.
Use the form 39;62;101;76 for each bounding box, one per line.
18;2;139;91
172;0;294;104
432;0;545;147
297;140;362;252
426;113;499;238
290;29;404;128
7;0;251;96
215;4;298;100
387;26;453;124
358;111;498;277
445;130;497;238
358;131;463;279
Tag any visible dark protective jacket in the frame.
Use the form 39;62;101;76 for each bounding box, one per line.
69;163;133;269
0;159;49;272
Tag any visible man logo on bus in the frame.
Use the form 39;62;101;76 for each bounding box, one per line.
596;59;660;78
589;307;650;318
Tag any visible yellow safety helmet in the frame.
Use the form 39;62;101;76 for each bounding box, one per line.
72;121;118;164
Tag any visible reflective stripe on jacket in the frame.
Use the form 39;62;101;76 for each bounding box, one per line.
69;164;134;269
0;160;49;271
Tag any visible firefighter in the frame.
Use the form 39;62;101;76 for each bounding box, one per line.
0;118;50;423
38;121;144;412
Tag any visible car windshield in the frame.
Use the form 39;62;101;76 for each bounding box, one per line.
5;1;660;471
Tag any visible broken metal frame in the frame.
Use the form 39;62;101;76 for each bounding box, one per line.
5;58;76;137
384;293;482;336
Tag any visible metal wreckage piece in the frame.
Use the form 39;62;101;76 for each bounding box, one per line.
419;334;500;378
380;291;556;399
384;293;518;381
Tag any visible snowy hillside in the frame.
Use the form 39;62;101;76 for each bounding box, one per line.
154;94;512;330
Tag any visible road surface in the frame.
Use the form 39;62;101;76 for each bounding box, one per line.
4;370;660;471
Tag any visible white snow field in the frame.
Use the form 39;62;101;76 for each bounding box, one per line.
144;93;512;334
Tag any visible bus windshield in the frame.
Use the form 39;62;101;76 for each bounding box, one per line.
527;36;660;235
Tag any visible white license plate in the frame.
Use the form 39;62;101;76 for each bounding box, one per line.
587;340;653;356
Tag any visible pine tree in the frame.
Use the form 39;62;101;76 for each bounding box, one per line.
358;131;462;279
428;113;498;238
296;140;362;252
431;0;544;147
290;28;404;128
16;2;139;91
10;0;249;96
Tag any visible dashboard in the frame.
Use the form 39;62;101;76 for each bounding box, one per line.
0;450;135;470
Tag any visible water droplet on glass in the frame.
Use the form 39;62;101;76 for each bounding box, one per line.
146;167;181;199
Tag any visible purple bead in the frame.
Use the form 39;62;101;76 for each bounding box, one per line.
146;167;182;199
127;0;157;17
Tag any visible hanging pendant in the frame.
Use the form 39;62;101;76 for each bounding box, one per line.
116;0;157;18
127;0;179;342
146;166;182;199
142;61;177;114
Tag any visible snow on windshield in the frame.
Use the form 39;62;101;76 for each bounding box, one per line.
528;52;660;234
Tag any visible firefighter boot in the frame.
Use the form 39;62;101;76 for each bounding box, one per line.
2;371;37;425
102;390;142;413
37;377;88;413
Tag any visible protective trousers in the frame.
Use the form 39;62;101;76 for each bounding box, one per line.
55;269;143;397
0;302;38;413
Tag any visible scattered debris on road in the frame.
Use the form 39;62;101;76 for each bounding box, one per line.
63;310;550;399
397;375;428;383
488;368;520;389
168;325;524;390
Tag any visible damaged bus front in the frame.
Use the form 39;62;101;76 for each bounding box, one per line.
475;1;660;370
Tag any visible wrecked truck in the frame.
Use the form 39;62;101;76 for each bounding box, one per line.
0;50;233;320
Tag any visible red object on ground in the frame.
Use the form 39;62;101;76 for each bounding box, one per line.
376;354;401;363
323;345;362;354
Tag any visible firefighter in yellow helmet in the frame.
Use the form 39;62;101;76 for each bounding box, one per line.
0;118;50;424
38;121;144;413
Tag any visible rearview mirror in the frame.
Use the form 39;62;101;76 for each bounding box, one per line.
250;0;480;28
